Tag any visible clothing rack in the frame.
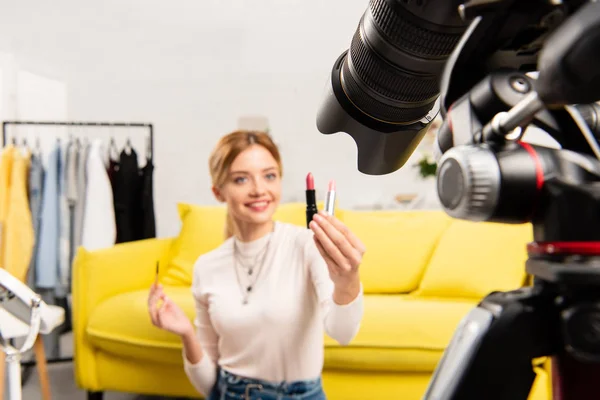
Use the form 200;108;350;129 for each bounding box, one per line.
0;120;155;385
2;121;154;160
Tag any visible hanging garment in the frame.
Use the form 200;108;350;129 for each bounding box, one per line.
56;140;72;296
64;140;79;272
81;139;116;250
26;151;45;286
107;154;120;241
113;148;141;243
36;142;61;289
4;150;34;282
0;145;16;268
65;140;79;209
106;138;120;184
73;139;90;256
139;157;156;239
107;156;119;185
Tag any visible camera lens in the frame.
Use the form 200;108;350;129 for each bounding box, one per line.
316;0;469;175
341;0;463;124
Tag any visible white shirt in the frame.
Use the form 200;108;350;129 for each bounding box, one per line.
183;221;364;396
81;139;116;250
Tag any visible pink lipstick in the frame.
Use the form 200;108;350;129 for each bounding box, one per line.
306;172;318;227
325;179;336;216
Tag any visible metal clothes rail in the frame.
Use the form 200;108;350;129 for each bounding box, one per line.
2;121;154;160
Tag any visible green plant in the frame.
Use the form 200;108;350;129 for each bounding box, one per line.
414;153;437;179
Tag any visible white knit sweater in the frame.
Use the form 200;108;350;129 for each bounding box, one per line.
183;221;364;396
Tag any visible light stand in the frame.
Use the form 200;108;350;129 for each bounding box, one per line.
0;269;65;400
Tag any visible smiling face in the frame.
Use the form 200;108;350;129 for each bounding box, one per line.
213;144;282;229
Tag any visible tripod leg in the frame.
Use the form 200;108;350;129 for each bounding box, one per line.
550;351;600;400
423;287;555;400
0;352;4;400
6;351;21;400
424;307;494;399
33;337;51;400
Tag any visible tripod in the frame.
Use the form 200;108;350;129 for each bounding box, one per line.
420;2;600;398
423;243;600;400
0;269;65;400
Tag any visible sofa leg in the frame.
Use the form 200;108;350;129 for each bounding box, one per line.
87;391;103;400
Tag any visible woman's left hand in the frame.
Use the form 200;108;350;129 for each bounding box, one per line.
309;210;366;301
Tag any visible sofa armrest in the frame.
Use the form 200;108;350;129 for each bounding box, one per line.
71;237;174;390
73;238;174;308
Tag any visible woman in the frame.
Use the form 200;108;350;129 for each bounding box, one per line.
148;130;365;400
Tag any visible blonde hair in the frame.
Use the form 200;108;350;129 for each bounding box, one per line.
208;130;282;238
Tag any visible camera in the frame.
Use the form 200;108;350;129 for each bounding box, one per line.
316;0;600;398
317;0;600;225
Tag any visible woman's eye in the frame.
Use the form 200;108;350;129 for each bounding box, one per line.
234;177;247;184
266;173;277;180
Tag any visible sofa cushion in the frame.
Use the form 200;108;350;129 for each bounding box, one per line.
161;203;227;286
162;202;333;286
324;294;476;372
415;219;533;299
87;288;475;373
87;287;192;365
339;210;452;293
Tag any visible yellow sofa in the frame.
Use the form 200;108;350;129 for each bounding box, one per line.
72;202;550;400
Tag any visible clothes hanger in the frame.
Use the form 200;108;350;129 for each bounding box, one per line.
77;126;87;147
109;137;119;160
125;137;133;155
145;136;152;161
17;137;27;156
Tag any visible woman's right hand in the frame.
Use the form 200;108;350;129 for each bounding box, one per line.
148;283;194;337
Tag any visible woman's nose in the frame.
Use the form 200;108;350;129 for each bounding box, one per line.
250;178;266;195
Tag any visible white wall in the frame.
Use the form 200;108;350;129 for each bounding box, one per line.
0;0;444;237
0;0;571;239
0;52;69;166
1;0;573;240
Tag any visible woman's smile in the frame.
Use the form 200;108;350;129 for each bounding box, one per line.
245;199;271;212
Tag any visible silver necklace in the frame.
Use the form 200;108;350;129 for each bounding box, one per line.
235;243;269;276
233;230;274;305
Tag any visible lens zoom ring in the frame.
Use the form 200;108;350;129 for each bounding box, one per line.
349;27;439;103
370;0;463;58
342;60;432;122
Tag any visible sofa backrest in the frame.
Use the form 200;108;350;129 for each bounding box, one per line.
161;202;335;286
161;203;533;300
339;209;452;294
414;218;533;299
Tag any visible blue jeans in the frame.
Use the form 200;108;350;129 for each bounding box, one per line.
208;368;327;400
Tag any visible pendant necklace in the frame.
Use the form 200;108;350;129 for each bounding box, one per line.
233;226;274;305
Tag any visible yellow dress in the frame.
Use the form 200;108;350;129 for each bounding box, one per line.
0;145;16;269
3;149;34;282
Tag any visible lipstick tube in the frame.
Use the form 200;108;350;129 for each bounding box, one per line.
306;172;318;227
325;180;336;216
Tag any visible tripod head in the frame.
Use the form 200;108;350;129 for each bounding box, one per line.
434;2;600;376
435;1;600;244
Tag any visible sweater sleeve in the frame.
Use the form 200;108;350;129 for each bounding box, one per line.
305;232;364;345
182;263;220;396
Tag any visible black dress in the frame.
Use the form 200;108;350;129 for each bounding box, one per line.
113;149;142;243
139;156;156;239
